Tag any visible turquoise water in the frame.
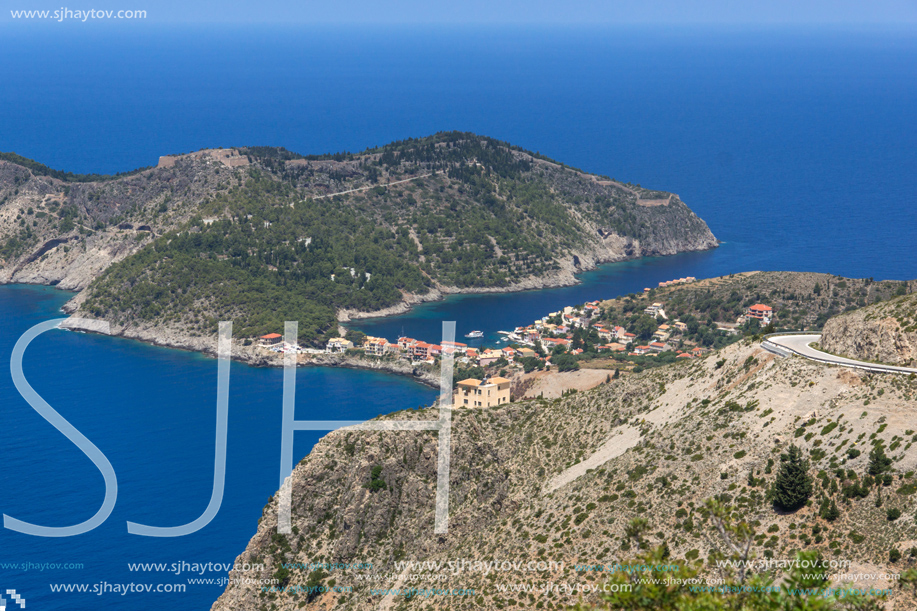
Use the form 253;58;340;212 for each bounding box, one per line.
1;24;916;610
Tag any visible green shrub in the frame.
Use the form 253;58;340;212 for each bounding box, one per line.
896;483;917;496
364;465;386;492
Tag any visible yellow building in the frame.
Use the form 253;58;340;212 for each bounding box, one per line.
454;376;511;408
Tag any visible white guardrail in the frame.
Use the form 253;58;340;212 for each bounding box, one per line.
761;332;917;376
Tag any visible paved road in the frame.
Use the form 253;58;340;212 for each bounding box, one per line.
765;334;917;375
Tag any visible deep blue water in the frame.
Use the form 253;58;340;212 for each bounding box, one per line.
0;285;435;610
1;24;916;610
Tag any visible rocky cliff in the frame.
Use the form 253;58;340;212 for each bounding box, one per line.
820;293;917;366
211;340;917;611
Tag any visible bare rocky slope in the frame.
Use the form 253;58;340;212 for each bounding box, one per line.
820;293;917;367
212;340;917;611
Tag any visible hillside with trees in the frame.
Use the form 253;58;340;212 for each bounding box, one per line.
0;132;718;344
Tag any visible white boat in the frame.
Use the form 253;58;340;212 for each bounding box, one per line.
464;330;484;339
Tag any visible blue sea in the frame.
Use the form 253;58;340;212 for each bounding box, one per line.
1;24;916;610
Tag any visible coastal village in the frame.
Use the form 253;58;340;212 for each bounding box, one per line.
254;275;776;403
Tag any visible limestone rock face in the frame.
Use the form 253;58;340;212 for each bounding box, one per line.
820;294;917;366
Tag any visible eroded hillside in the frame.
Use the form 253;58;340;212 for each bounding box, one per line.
212;341;917;611
820;293;917;367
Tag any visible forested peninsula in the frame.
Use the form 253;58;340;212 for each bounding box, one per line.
0;132;717;346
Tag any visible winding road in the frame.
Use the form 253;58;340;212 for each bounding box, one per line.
763;334;917;375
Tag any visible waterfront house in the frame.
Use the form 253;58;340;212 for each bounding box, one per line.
260;333;283;346
363;336;389;356
442;341;468;355
327;337;354;352
412;341;431;360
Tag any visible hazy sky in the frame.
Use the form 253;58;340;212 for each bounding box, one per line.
4;0;917;24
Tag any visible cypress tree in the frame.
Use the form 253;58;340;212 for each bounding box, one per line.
773;444;813;512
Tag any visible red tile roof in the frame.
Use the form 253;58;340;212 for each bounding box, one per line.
261;333;282;339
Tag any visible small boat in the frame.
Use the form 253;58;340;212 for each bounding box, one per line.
464;330;484;339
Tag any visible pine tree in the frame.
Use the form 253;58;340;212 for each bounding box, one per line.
773;444;813;512
868;443;892;476
824;500;840;521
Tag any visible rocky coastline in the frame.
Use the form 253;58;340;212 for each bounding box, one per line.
56;314;442;388
6;231;716;388
336;234;718;322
